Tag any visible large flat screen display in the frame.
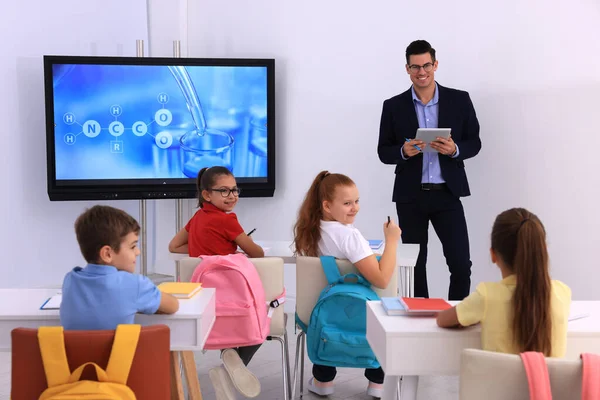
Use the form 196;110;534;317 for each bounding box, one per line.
44;55;275;200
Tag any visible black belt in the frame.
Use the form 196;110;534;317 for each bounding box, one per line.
421;183;447;191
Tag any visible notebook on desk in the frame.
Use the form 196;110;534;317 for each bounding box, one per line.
40;294;62;310
381;297;406;315
368;240;384;252
158;282;202;299
400;297;452;314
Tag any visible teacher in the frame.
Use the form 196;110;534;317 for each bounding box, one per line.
377;40;481;300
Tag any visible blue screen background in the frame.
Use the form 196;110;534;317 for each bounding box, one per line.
53;64;268;181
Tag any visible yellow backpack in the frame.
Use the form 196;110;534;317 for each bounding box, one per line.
37;324;141;400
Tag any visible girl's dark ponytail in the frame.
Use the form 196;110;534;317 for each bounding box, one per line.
196;167;209;208
491;208;552;355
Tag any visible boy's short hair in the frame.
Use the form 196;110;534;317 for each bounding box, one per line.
75;205;141;263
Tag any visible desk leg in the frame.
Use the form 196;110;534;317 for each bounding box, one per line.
400;266;415;298
408;267;414;297
399;376;418;400
181;351;203;400
170;351;185;400
382;375;400;400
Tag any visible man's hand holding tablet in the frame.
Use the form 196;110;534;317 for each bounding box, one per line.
430;135;457;156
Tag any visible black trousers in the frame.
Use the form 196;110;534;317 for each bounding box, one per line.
222;344;262;366
312;364;385;384
396;187;472;300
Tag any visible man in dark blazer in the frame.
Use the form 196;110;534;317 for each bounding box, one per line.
377;40;481;300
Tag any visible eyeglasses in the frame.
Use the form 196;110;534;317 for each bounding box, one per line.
208;187;241;197
408;62;435;74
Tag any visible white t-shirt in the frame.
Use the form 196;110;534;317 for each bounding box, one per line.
318;220;374;264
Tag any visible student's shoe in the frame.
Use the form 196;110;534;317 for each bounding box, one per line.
366;381;384;398
221;348;261;398
307;377;335;396
209;366;237;400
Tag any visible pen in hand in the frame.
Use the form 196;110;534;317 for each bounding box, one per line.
405;138;422;152
387;216;391;227
247;228;256;237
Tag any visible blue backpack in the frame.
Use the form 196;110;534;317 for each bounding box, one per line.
298;255;380;369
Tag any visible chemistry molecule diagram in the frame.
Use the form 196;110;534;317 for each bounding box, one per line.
61;93;174;153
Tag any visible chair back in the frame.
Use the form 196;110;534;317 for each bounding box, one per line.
11;325;170;400
179;256;286;336
295;256;398;328
460;348;582;400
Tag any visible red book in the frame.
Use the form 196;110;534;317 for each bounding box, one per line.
400;297;452;313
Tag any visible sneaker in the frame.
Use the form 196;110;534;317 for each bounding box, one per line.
307;377;335;396
367;381;384;398
209;366;237;400
221;348;261;398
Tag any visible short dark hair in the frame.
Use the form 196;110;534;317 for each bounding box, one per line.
74;205;140;263
405;40;436;64
196;166;234;208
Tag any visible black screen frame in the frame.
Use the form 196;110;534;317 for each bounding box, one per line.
44;55;276;201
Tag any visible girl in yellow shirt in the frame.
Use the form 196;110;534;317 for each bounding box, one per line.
436;208;571;357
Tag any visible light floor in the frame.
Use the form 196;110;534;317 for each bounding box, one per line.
0;315;459;399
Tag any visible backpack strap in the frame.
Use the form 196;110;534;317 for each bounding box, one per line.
295;312;309;333
105;324;141;384
319;256;342;285
38;325;140;387
520;351;552;400
580;353;600;400
320;255;376;287
38;326;72;387
266;288;286;318
67;361;109;383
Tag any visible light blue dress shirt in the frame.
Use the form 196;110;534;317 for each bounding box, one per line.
402;83;460;184
60;264;162;330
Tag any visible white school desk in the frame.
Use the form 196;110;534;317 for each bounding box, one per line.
0;288;216;400
170;240;420;297
366;300;600;400
0;288;216;351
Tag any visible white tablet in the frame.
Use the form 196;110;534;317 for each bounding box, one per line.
415;128;451;153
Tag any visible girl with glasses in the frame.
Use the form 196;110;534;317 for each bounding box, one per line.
168;166;264;258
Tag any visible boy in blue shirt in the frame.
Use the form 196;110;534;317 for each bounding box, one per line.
60;205;179;330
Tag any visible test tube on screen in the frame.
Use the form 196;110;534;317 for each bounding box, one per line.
248;115;268;177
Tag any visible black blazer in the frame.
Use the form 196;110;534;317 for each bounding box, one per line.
377;83;481;203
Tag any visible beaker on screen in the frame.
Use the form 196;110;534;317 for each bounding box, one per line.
248;116;268;177
180;128;234;178
205;107;250;177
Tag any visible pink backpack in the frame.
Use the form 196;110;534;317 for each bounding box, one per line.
520;351;600;400
190;253;285;350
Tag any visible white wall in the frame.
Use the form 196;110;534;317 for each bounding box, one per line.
184;0;600;299
4;0;600;303
0;0;150;287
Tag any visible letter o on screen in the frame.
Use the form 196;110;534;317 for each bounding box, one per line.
155;109;173;127
155;132;173;149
